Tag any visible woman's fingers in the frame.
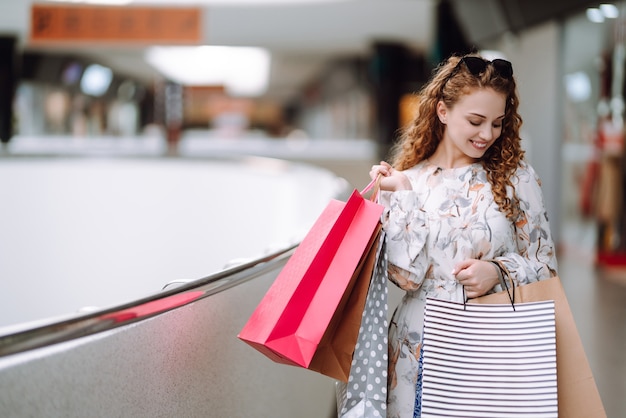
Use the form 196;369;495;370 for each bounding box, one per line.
371;161;392;177
370;162;412;191
454;259;501;298
370;166;385;179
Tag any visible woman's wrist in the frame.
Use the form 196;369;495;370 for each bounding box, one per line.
488;260;507;289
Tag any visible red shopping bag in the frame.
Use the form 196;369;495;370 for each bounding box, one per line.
238;183;383;379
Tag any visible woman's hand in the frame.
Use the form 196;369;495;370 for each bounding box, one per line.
370;161;412;191
452;259;500;299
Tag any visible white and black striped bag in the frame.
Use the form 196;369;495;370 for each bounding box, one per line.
421;297;557;418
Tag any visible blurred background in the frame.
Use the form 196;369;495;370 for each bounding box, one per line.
0;0;625;417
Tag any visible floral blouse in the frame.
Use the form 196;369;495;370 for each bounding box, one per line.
381;160;558;297
380;160;558;418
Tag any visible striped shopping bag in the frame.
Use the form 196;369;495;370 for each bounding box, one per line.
421;297;557;418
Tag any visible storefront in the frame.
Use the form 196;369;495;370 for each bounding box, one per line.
561;3;626;266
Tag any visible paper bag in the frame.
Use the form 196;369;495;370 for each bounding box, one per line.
337;231;389;417
470;276;607;418
308;224;381;381
421;297;558;417
238;187;384;380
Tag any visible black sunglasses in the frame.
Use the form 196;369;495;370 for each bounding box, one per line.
462;56;513;78
447;56;513;83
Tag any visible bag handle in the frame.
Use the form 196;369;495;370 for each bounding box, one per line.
360;174;383;202
498;263;516;311
464;261;516;311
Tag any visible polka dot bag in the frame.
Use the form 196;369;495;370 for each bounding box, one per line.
336;231;388;417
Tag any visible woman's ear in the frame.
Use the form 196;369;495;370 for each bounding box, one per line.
436;101;447;124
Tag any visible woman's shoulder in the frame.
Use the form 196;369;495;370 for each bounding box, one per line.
399;160;430;178
511;160;544;194
511;160;540;181
401;160;429;172
515;160;533;172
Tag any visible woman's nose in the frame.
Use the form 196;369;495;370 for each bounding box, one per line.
479;126;494;141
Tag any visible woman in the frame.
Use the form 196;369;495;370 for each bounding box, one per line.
369;54;558;417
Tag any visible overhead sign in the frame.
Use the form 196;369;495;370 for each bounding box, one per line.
30;4;202;44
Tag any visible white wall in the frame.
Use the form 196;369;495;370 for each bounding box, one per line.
488;22;564;244
0;156;344;330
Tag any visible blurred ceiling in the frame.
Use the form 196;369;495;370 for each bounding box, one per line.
0;0;603;104
0;0;437;104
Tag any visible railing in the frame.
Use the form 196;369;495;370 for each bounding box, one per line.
0;239;341;417
0;244;297;358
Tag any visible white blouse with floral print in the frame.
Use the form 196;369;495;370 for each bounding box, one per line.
380;160;558;418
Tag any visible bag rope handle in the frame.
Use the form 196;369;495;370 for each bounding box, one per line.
360;174;383;202
463;261;516;311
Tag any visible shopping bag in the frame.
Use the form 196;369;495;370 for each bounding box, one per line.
336;231;389;417
308;223;382;381
470;276;607;418
421;297;558;418
238;181;384;381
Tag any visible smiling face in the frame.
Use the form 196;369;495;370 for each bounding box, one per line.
435;87;506;167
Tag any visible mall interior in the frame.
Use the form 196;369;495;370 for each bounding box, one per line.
0;0;625;417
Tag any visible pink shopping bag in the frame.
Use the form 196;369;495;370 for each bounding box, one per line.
238;182;383;380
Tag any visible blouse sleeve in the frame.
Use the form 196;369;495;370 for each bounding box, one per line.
494;163;559;287
380;190;430;291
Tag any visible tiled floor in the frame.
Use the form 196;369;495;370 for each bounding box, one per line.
558;220;626;418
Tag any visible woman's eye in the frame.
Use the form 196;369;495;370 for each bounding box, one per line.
469;119;501;127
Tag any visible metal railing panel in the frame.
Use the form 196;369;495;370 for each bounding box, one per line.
0;257;337;417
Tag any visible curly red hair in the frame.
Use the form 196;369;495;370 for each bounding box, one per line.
389;54;525;220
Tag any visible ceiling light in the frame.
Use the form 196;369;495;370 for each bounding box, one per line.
479;50;509;62
586;8;605;23
564;71;591;103
80;64;113;96
600;4;619;18
145;46;270;97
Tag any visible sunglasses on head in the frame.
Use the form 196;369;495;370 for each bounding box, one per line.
449;56;514;81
